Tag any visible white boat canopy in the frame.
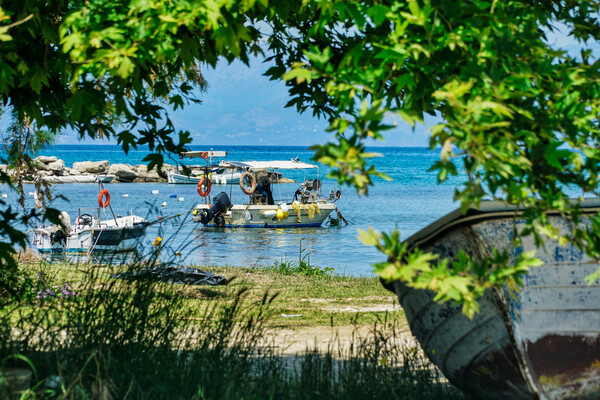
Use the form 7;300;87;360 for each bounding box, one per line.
221;160;319;170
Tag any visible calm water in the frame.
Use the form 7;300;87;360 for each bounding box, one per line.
5;145;463;275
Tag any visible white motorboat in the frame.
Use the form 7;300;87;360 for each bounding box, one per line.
41;174;116;184
166;168;242;185
167;150;242;185
30;187;148;258
31;213;147;256
192;160;344;228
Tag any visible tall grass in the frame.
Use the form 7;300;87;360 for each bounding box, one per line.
0;209;468;399
0;261;468;399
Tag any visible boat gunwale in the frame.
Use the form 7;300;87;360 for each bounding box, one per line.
405;200;600;251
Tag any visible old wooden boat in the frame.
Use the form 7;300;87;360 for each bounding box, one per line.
383;199;600;399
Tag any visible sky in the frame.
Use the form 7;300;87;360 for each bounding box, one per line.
58;55;432;147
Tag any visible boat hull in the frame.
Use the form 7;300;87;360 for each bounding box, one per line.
31;215;147;257
167;171;241;185
193;203;336;228
385;201;600;399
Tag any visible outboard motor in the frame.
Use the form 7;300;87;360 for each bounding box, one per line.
199;192;232;226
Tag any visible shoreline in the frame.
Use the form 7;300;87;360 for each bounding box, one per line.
2;156;295;184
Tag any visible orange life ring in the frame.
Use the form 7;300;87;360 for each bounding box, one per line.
98;189;110;208
239;171;256;195
201;152;208;159
197;177;211;197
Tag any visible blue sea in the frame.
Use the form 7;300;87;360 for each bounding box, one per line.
5;145;463;275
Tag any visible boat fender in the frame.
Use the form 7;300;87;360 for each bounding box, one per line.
153;236;162;247
197;177;212;197
262;210;277;218
239;172;256;195
98;189;110;208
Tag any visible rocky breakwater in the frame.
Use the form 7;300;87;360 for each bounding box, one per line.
0;157;176;183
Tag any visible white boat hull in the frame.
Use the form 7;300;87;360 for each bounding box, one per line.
167;171;241;185
193;203;336;228
31;215;147;256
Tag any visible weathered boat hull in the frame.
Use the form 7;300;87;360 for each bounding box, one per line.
384;200;600;399
193;203;336;228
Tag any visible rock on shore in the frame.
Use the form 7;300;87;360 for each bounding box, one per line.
0;157;174;183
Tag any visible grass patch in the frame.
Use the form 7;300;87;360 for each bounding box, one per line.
0;259;468;399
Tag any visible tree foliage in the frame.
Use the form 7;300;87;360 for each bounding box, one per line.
1;0;600;312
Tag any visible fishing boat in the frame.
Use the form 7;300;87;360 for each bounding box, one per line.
30;187;147;258
167;150;242;184
192;160;345;228
383;199;600;399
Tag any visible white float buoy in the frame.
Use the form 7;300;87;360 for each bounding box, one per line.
1;194;7;199
122;194;129;197
152;190;159;195
161;202;167;207
28;192;34;196
178;197;184;202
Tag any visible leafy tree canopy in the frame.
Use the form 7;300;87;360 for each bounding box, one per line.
1;0;600;313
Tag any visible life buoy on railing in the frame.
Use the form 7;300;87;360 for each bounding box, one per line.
201;152;208;159
197;177;211;197
98;189;110;208
179;153;184;160
239;171;256;195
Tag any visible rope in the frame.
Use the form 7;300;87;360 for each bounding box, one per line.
335;208;351;226
86;224;105;257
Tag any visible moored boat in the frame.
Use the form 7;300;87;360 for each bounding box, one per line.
383;199;600;399
30;187;148;260
192;160;344;228
167;150;242;184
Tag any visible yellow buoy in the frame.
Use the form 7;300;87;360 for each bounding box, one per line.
153;237;163;247
276;209;284;221
192;209;198;216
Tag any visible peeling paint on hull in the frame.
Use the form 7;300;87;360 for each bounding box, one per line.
385;199;600;399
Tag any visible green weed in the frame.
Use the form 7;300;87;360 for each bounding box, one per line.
267;258;335;277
